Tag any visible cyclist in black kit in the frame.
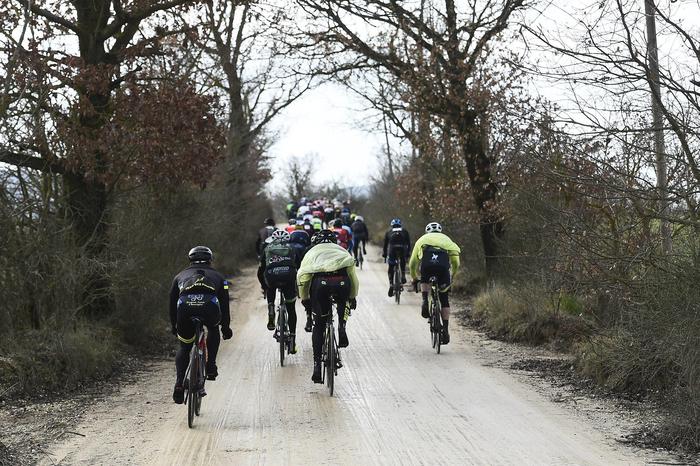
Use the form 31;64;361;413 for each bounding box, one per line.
169;246;233;404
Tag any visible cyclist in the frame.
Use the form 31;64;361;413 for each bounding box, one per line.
260;230;300;353
285;218;297;233
169;246;233;404
256;218;276;257
408;222;461;345
298;230;359;383
350;215;369;265
382;218;411;297
286;200;299;219
311;216;323;233
332;219;350;250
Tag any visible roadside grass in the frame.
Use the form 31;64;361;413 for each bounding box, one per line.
0;325;122;397
470;273;700;453
471;284;594;350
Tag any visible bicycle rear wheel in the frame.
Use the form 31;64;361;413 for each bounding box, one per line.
394;268;401;304
327;323;335;396
432;290;442;354
278;302;287;367
187;349;198;427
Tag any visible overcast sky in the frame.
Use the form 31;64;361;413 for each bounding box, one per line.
266;82;386;196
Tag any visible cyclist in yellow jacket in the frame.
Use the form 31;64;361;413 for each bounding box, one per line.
409;222;460;345
298;229;359;383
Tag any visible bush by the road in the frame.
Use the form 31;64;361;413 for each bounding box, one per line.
471;284;593;350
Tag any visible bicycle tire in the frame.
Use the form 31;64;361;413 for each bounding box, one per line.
395;267;401;305
327;322;335;396
278;301;287;367
195;350;204;416
187;347;197;428
433;288;442;354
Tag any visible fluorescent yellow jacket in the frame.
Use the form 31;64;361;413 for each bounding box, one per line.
409;232;461;280
297;243;359;300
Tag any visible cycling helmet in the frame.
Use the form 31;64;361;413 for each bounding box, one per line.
355;216;364;222
425;222;442;233
188;246;213;263
333;219;343;228
391;218;402;227
264;217;275;226
311;229;337;245
271;229;290;242
288;218;297;225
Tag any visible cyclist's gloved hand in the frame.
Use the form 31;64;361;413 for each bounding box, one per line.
349;298;357;310
221;326;233;340
171;324;177;336
302;299;312;311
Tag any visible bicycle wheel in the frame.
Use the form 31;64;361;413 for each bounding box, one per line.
394;268;401;305
327;323;335;396
278;302;287;367
195;350;204;416
187;348;197;428
433;289;442;354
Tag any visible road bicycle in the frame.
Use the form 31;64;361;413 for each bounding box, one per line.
274;289;292;367
427;276;443;354
183;317;207;428
320;300;344;396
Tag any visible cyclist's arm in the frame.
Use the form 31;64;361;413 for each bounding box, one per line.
449;252;460;279
382;232;389;256
218;278;231;328
346;265;359;298
168;279;179;329
297;271;312;300
408;239;422;280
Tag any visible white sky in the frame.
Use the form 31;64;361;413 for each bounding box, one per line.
266;83;384;195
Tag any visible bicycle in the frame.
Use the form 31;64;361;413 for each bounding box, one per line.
427;276;443;354
320;299;344;396
183;317;207;428
275;289;291;367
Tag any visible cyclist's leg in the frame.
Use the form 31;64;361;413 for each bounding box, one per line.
257;264;266;296
175;305;196;387
203;300;222;373
334;281;351;348
264;269;277;330
438;268;452;343
399;248;407;282
283;279;297;335
352;240;359;261
310;277;331;363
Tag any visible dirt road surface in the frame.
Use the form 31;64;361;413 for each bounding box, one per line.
41;248;658;465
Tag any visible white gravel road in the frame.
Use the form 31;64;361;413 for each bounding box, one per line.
40;248;654;465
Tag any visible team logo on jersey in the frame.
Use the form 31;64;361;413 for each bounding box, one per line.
431;253;439;261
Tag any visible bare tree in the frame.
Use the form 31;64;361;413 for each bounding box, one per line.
295;0;528;275
284;154;314;200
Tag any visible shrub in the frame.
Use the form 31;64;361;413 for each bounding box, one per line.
471;284;593;349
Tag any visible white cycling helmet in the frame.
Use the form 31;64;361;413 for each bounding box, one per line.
355;216;364;222
425;222;442;233
271;230;290;242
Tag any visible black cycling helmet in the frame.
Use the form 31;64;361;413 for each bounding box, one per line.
264;217;275;226
311;229;337;245
333;219;342;228
188;246;213;264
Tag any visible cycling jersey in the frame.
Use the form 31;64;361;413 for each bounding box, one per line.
333;227;350;249
297;242;359;301
169;264;231;333
351;220;369;239
408;232;460;281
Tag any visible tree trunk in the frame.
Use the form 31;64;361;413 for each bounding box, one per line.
458;111;503;277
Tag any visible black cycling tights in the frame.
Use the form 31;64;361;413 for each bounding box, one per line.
310;275;350;362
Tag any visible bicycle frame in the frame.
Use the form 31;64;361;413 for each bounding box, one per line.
428;277;443;354
276;289;289;367
185;318;207;428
